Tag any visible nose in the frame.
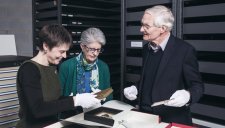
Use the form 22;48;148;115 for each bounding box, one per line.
140;26;144;32
92;50;99;56
62;52;67;58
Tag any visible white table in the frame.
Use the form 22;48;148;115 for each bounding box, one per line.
45;100;169;128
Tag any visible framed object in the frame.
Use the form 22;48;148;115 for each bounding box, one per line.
84;107;122;126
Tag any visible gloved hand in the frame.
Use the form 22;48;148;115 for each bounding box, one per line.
91;88;106;101
124;85;138;100
83;101;101;112
91;88;101;93
69;92;73;96
73;93;100;108
164;89;190;107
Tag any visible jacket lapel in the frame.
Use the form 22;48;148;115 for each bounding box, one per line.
153;35;176;86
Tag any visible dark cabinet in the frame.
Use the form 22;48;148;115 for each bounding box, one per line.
0;56;30;128
33;0;121;99
122;0;225;127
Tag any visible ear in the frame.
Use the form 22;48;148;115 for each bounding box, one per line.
80;43;85;51
160;25;167;33
43;42;49;51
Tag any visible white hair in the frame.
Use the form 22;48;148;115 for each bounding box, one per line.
80;27;106;46
145;5;174;31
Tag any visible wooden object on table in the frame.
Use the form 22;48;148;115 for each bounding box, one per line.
94;88;113;100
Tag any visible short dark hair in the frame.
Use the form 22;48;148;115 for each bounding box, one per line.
37;24;72;51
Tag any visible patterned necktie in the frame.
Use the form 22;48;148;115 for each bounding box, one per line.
149;42;161;52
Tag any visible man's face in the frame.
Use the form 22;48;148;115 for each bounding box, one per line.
140;13;162;43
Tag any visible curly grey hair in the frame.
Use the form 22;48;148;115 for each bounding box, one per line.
80;27;106;46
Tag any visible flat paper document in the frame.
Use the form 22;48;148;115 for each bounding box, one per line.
151;99;171;107
103;100;135;111
113;111;161;128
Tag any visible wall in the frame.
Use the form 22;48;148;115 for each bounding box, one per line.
0;0;33;57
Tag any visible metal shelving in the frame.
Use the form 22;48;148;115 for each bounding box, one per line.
33;0;121;100
122;0;225;127
122;0;174;95
0;56;30;128
182;0;225;127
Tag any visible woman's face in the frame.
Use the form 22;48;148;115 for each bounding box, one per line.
81;42;102;63
45;43;70;65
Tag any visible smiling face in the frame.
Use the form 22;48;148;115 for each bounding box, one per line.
140;13;166;44
80;42;102;63
44;43;70;65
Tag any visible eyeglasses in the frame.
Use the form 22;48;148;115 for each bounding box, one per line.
83;45;104;53
141;23;155;30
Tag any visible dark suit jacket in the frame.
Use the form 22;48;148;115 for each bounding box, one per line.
138;35;204;125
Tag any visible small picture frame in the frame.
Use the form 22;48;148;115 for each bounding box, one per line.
84;107;122;126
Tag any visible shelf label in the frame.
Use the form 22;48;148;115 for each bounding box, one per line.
131;41;143;48
68;14;74;17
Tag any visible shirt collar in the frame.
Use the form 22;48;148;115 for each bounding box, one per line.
158;33;170;51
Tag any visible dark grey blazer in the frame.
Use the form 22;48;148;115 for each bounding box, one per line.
138;35;204;125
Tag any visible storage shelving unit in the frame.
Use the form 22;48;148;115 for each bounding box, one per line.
121;0;175;99
182;0;225;127
33;0;121;99
0;56;30;128
122;0;225;127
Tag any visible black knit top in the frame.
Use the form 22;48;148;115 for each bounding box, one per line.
16;60;74;128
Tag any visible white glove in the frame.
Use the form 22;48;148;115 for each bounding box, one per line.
73;93;100;108
164;89;190;107
91;88;101;93
124;85;138;100
69;92;73;96
83;101;101;112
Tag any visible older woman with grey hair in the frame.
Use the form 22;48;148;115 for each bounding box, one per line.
59;27;112;110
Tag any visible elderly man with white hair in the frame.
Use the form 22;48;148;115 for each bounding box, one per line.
124;5;204;125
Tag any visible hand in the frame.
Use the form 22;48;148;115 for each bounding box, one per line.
73;93;100;108
124;85;138;100
83;101;101;112
69;92;73;96
91;88;106;101
164;89;190;107
91;88;101;93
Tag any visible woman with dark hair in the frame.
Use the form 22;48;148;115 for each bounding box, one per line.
16;24;100;128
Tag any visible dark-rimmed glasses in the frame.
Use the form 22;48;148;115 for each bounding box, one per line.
84;45;104;53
